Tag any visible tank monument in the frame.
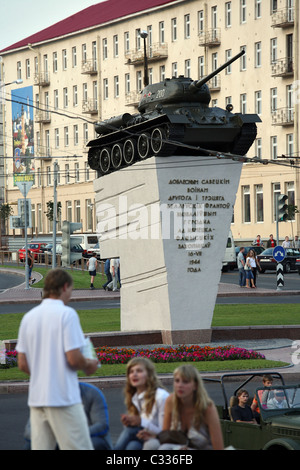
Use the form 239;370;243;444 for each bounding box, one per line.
88;46;260;344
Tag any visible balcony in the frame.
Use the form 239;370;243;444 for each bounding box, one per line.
272;7;294;27
35;110;51;123
82;99;98;115
125;91;141;107
271;58;294;77
35;146;52;160
81;59;98;75
125;42;168;65
207;76;221;92
272;107;294;126
199;28;221;47
34;72;50;87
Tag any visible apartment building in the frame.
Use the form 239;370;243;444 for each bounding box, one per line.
0;0;298;243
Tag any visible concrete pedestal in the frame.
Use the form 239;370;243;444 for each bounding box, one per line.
94;155;242;344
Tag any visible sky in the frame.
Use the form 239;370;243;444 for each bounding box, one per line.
0;0;101;50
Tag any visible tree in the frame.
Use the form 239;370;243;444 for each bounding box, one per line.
0;203;13;247
45;201;62;222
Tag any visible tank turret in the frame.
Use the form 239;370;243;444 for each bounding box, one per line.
87;50;261;176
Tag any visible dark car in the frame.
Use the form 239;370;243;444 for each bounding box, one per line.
257;247;300;273
214;372;300;450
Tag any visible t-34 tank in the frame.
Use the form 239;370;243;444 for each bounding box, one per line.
87;50;261;176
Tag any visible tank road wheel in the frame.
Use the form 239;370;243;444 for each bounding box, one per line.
111;144;123;170
123;139;136;165
99;147;111;175
137;133;150;159
151;127;165;154
88;148;100;171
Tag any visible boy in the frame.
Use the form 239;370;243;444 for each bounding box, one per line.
87;253;97;290
231;389;257;424
251;374;273;415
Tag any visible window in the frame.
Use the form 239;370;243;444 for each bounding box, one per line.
136;71;142;92
271;38;277;63
73;85;78;107
45;130;50;157
135;29;141;50
198;10;204;33
113;35;119;57
225;49;232;74
82;44;87;64
211;6;218;38
286;182;295;217
273;183;281;221
75;162;80;182
92;41;97;70
124;32;130;53
37;168;41;187
85;162;90;182
103;78;108;100
240;46;246;70
240;0;246;23
72;47;77;68
66;200;72;221
83;123;89;143
17;61;22;79
271;136;278;159
74;125;79;146
75;200;81;223
270;88;277;112
26;59;30;79
114;76;119;98
255;90;262;115
159;21;165;43
255;0;262;19
65;165;70;184
47;166;51;186
64;127;69;147
240;93;247;113
125;73;130;94
255;138;262;159
242;185;251;223
255;42;261;67
37;204;42;233
185;59;191;78
184;14;190;38
93;81;98;110
172;62;178;78
55;128;59;148
62;49;67;70
271;0;278;13
255;184;264;222
63;87;68;108
83;83;88;102
53;52;58;72
160;65;165;81
198;56;204;78
225;2;232;27
86;199;93;231
171;18;177;41
102;38;108;59
286;134;294;157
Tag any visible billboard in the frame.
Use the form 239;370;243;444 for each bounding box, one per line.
11;86;35;185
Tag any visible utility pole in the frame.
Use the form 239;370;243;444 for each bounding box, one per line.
52;160;58;268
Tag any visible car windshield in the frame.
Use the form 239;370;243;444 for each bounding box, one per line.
259;248;273;255
29;244;39;249
257;385;300;413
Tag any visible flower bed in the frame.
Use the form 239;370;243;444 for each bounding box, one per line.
95;345;265;365
0;350;18;369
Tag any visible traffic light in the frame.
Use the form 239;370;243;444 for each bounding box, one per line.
277;194;289;222
61;220;82;267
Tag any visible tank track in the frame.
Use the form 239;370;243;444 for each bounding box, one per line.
88;122;185;177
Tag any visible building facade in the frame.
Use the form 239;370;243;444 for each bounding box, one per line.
0;0;298;244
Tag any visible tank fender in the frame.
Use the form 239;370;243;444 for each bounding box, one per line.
263;438;300;451
235;113;262;124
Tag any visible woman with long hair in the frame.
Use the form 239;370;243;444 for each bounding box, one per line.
245;249;256;288
144;365;223;450
114;357;169;450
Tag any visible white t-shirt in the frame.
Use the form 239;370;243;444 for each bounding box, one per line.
132;387;169;435
16;298;85;407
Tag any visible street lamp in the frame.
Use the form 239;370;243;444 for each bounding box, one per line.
140;30;149;87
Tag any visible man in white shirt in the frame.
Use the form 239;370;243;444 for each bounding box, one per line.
17;268;98;450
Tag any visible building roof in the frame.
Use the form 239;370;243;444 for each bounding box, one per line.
0;0;178;54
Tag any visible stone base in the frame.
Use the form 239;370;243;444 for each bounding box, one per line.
161;329;212;345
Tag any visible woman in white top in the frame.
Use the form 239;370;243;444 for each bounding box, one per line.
245;249;256;288
86;253;97;290
114;357;169;450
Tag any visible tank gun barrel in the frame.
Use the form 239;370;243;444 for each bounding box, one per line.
190;50;245;90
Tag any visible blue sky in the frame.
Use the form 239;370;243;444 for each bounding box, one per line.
0;0;101;50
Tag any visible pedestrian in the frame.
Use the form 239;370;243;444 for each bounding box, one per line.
144;365;224;450
244;249;256;288
114;357;169;450
87;252;97;290
282;236;290;249
267;234;276;248
27;250;35;285
102;258;112;291
16;268;98;450
107;258;119;292
237;247;246;287
252;235;264;247
293;235;299;249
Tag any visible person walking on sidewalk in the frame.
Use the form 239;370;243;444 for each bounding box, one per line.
107;258;120;292
27;250;35;285
102;258;112;291
87;253;97;290
16;268;98;450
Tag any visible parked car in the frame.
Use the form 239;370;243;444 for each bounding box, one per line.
296;257;300;275
55;243;84;256
85;242;101;260
257;247;300;273
234;245;265;269
18;242;48;262
215;372;300;450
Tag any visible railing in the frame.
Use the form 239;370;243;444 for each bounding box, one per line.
125;42;168;65
125;91;141;107
199;28;221;47
34;72;50;86
82;99;98;114
272;7;294;27
35;110;51;123
81;59;98;75
272;107;294;126
271;58;294;77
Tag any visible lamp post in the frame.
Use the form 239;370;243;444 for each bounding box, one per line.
140;30;149;87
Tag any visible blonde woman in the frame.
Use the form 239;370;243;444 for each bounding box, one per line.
144;365;224;450
114;357;169;450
